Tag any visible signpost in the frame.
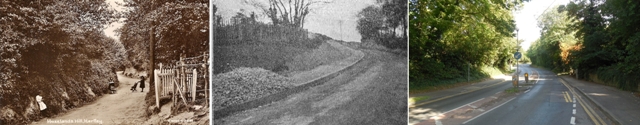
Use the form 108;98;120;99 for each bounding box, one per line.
514;52;521;87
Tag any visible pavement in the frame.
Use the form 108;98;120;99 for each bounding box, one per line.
560;75;640;125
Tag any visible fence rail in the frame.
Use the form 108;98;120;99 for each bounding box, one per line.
154;53;209;108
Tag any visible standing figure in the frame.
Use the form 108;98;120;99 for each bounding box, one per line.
139;76;146;92
36;93;47;117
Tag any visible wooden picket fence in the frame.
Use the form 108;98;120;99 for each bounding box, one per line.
154;53;209;108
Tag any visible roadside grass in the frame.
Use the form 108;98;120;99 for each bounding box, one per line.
504;87;520;93
410;66;508;95
408;96;430;106
410;96;430;103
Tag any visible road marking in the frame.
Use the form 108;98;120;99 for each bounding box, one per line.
443;98;485;114
560;79;607;125
563;91;571;102
573;109;576;114
462;97;516;124
574;104;576;107
571;117;576;125
414;80;508;107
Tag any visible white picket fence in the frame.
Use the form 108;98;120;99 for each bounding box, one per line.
154;53;209;108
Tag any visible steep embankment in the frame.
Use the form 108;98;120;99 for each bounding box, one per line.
213;40;359;110
0;43;121;125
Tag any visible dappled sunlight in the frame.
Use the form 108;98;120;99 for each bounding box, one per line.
492;75;511;80
409;107;443;121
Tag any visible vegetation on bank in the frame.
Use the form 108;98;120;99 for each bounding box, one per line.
408;0;529;92
0;1;121;124
527;0;640;91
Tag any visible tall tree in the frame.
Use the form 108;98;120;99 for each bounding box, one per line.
356;0;407;49
409;0;528;88
1;0;119;124
246;0;331;28
119;0;209;69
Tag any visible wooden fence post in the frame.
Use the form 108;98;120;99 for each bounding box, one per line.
192;68;197;102
155;68;160;108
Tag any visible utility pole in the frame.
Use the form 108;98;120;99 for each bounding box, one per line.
149;23;155;94
516;29;519;74
338;20;343;41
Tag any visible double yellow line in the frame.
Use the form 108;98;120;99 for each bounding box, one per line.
562;91;571;102
560;79;607;125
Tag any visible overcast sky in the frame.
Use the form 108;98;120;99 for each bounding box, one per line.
214;0;377;42
514;0;571;51
104;0;126;41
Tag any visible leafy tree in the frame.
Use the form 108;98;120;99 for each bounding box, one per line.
528;0;640;91
409;0;528;90
527;5;578;72
356;0;407;49
118;0;208;70
246;0;331;28
1;0;119;124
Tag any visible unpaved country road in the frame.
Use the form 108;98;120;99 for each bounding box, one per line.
217;49;407;125
32;72;148;125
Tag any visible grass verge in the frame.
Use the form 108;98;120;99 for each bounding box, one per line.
504;87;520;93
409;66;508;95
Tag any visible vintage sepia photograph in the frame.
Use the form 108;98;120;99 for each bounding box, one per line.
1;0;210;124
213;0;407;124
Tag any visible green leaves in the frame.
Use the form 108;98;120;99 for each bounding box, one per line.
409;0;523;86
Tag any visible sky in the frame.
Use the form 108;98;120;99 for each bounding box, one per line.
213;0;377;42
514;0;572;51
104;0;568;46
103;0;126;40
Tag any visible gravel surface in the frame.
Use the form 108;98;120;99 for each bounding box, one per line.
213;67;293;110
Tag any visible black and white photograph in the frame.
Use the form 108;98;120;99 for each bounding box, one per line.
1;0;210;124
213;0;407;124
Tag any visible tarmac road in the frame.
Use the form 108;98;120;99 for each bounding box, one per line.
411;64;612;125
31;72;149;125
216;49;407;125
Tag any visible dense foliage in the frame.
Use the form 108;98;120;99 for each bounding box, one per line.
526;5;578;72
118;0;208;70
528;0;640;91
409;0;527;90
356;0;407;50
0;0;120;124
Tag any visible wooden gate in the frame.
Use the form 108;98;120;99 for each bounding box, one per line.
154;53;209;108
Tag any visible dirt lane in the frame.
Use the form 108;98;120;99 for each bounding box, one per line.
216;49;407;125
32;72;148;125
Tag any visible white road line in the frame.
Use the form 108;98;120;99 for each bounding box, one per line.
573;97;576;102
571;117;576;125
574;104;576;108
443;98;485;114
573;109;576;114
462;97;516;124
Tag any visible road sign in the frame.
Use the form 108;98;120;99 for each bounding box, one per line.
514;52;522;60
